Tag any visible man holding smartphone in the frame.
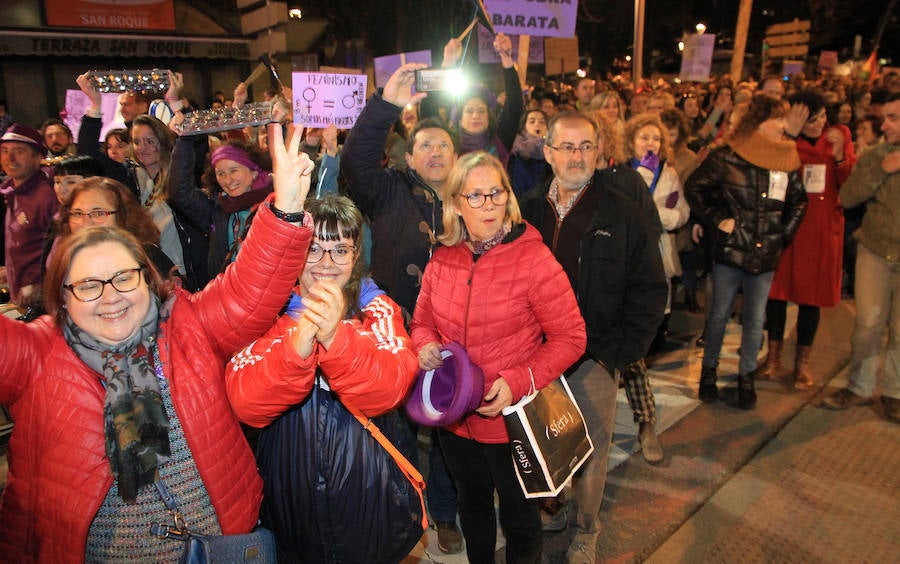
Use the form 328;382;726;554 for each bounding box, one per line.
341;62;465;554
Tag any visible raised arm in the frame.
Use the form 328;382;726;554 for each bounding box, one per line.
493;33;524;152
75;72;131;186
341;64;426;216
167;130;215;233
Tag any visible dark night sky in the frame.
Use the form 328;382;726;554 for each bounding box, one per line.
304;0;896;76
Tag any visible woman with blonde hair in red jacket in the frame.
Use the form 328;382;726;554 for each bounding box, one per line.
411;151;586;563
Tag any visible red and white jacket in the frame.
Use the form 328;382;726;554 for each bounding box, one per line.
226;291;420;426
0;201;311;563
410;223;586;444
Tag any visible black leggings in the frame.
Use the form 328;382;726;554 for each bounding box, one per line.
766;299;820;346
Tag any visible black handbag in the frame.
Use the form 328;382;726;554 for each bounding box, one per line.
151;479;276;563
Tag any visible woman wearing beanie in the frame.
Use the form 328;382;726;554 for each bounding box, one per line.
168;133;274;289
685;96;808;409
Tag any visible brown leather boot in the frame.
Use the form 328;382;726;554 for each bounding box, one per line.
757;339;783;379
794;345;814;390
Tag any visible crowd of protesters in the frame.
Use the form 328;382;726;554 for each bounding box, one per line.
1;34;899;562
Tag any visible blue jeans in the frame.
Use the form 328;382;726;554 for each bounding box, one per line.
702;262;774;376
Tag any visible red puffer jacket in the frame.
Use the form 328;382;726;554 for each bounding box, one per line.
226;292;419;426
410;223;586;444
0;201;311;563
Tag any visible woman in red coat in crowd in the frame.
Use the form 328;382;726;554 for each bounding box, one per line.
411;152;585;563
761;90;856;389
0;124;314;561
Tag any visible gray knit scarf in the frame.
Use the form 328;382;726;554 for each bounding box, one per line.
63;295;171;503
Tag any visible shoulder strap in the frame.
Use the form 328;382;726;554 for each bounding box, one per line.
343;401;428;531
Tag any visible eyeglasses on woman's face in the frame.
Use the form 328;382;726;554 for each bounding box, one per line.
64;267;143;302
459;188;509;209
306;244;357;265
68;209;117;222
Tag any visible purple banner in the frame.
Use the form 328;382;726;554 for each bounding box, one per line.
373;50;433;88
483;0;578;39
477;24;544;64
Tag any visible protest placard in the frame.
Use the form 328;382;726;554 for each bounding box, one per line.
374;50;433;88
483;0;578;38
65;90;125;143
477;25;544;64
817;50;838;73
292;71;368;128
544;37;579;76
679;34;715;82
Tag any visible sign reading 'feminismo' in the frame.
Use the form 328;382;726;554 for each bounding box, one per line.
292;72;369;128
483;0;578;38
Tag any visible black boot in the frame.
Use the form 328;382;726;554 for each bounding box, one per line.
738;372;757;409
699;366;718;403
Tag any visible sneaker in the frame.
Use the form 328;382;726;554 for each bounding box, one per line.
638;422;664;464
566;540;597;564
882;396;900;423
435;520;463;554
819;387;872;410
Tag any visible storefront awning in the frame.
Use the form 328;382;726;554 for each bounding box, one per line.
0;29;251;59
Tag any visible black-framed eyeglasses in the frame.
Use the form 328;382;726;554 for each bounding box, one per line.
307;244;357;265
459;188;509;209
68;209;117;222
546;143;597;157
64;267;143;302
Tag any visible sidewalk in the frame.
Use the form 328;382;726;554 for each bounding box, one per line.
541;297;900;563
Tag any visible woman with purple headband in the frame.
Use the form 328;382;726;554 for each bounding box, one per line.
168;131;275;289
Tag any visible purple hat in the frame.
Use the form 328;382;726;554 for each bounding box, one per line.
0;124;47;157
405;342;485;427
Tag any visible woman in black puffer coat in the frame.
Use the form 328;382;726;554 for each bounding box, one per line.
685;95;807;409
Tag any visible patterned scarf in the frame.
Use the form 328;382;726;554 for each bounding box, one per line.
63;295;171;503
470;222;511;255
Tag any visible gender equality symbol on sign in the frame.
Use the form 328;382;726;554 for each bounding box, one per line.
292;72;369;128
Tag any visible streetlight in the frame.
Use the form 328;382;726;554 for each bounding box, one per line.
289;7;302;20
695;22;707;34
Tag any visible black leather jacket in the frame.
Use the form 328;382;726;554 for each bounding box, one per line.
685;145;807;274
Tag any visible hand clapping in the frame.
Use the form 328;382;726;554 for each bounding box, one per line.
300;281;346;349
